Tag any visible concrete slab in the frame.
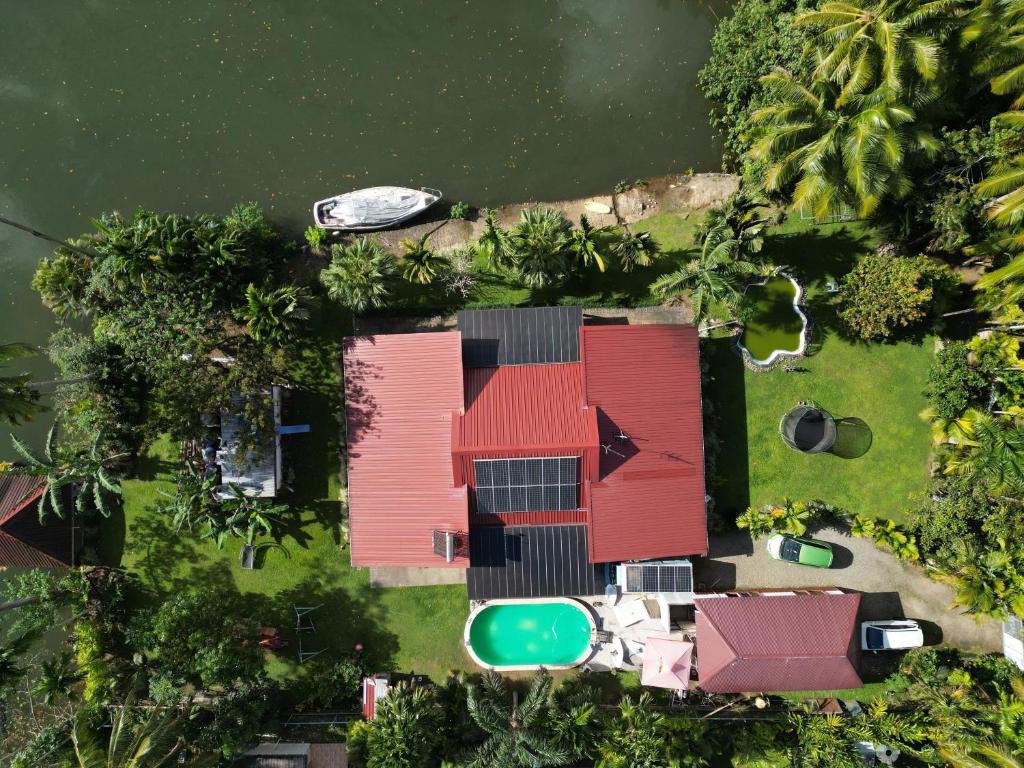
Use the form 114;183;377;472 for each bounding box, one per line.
368;566;467;588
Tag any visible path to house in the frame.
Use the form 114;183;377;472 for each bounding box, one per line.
696;526;1002;652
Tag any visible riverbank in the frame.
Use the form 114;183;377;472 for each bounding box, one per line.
339;172;741;255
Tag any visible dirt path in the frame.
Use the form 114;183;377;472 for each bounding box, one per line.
696;527;1002;652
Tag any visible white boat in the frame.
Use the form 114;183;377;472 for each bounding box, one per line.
313;186;442;231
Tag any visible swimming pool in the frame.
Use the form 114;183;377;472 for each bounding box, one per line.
464;598;596;671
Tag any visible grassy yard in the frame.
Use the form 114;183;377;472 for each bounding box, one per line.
633;213;935;523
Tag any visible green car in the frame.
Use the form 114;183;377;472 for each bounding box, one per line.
766;533;834;568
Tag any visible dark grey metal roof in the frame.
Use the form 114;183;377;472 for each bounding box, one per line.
467;524;606;600
457;307;583;367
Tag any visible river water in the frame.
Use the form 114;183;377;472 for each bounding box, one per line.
0;0;724;457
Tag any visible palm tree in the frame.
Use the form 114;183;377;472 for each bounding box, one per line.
71;697;215;768
478;209;514;269
612;228;659;272
942;409;1024;494
466;670;568;768
504;208;575;288
0;632;34;691
939;540;1024;618
235;283;311;344
749;69;939;218
8;424;124;523
788;713;863;768
795;0;952;105
320;237;398;313
364;682;444;768
400;234;449;285
32;650;84;704
650;222;759;323
596;692;669;768
0;343;42;425
697;189;771;256
569;215;610;272
32;248;94;319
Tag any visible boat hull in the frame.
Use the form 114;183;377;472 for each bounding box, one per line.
313;186;441;231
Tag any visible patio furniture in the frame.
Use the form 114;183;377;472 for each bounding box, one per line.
294;604;322;633
240;544;255;570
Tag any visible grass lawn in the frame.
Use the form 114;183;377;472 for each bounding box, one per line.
636;214;935;523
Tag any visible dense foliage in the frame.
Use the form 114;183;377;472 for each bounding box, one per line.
837;253;957;340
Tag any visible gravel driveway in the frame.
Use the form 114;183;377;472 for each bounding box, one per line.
695;526;1002;652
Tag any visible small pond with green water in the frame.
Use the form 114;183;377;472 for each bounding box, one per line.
739;276;806;364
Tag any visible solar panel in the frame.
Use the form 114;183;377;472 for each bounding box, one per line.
473;457;579;513
623;563;693;594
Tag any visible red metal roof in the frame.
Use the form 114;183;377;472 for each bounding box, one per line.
694;593;863;693
582;325;708;562
457;364;596;452
343;333;468;568
0;476;74;568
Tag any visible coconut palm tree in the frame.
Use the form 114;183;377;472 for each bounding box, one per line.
320;237;397;313
0;343;42;425
32;650;84;704
650;222;759;323
795;0;953;105
749;69;939;218
612;228;659;272
8;424;124;523
504;208;575;288
596;692;669;768
363;682;444;768
466;670;568;768
400;234;449;285
569;215;610;272
235;283;311;344
71;696;215;768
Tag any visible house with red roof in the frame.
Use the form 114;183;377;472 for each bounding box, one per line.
342;307;707;600
694;591;863;692
0;475;76;568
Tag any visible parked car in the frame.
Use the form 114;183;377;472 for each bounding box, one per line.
765;533;834;568
861;620;924;652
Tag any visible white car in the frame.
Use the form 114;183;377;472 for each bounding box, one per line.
861;620;924;652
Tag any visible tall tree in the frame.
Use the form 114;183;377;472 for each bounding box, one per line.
569;215;610;272
503;208;575;288
749;69;939;218
596;692;671;768
651;221;760;323
466;671;568;768
0;343;42;425
320;237;398;313
363;683;444;768
612;228;660;272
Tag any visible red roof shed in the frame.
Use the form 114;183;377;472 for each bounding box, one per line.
343;332;468;567
695;592;863;693
0;476;75;568
582;325;708;562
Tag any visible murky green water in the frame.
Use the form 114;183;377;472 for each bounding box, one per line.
740;277;806;363
0;0;724;457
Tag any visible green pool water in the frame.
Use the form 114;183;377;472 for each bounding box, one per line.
468;601;593;668
740;277;806;363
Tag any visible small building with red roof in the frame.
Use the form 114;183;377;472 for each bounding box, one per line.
694;591;863;693
0;475;76;568
343;307;708;599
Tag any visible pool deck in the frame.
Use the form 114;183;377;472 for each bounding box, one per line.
575;595;694;673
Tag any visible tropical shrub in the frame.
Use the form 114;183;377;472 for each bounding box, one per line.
850;514;920;561
320;237;398;312
400;235;450;285
449;201;471;219
503;207;574;288
597;691;670;768
0;342;42;426
697;0;812;170
74;619;111;704
737;499;817;538
296;655;370;711
612;229;659;273
352;682;445;768
126;589;263;691
923;341;988;421
304;224;329;253
437;247;479;299
837;253;958;340
235;283;311;344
